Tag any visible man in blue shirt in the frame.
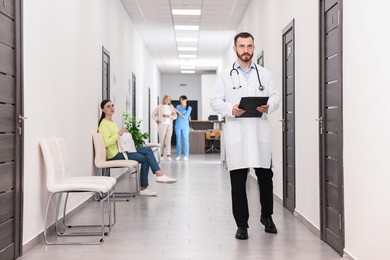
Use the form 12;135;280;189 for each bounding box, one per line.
175;95;192;161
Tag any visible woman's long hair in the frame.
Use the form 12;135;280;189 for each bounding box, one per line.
162;95;171;105
98;99;111;127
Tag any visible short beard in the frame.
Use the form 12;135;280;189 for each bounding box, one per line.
236;51;253;63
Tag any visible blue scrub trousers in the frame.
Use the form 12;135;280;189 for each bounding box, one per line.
110;147;160;188
175;126;190;157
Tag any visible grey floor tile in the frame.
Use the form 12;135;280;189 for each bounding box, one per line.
19;154;342;260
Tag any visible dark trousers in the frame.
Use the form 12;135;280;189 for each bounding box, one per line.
230;168;274;228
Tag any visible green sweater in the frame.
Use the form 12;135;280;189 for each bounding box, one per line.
98;118;120;159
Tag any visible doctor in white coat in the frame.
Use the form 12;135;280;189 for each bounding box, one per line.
210;32;280;240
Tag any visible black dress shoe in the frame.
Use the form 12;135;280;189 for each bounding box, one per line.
260;216;278;234
235;227;248;240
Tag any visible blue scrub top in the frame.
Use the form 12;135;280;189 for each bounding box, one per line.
175;104;192;128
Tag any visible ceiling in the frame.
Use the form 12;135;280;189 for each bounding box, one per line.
121;0;251;74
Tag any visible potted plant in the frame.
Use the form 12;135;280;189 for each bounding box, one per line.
122;112;150;147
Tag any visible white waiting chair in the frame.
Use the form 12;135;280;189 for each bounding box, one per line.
40;137;116;245
92;133;140;197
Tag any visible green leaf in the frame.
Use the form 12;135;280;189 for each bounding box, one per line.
122;112;150;147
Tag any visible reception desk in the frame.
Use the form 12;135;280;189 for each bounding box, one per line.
190;120;221;131
189;130;207;154
188;120;222;154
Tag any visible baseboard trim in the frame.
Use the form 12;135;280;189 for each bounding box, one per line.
23;168;131;254
248;174;321;238
273;193;283;205
342;250;356;260
293;210;321;238
22;195;95;254
22;231;43;254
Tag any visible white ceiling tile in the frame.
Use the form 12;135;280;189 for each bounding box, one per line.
121;0;251;74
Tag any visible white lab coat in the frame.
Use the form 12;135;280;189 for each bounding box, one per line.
210;63;280;171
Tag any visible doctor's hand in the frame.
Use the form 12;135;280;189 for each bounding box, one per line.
257;104;269;114
232;104;245;117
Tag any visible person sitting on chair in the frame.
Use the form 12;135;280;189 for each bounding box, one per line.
98;99;176;196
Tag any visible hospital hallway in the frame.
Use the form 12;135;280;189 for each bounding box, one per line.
19;154;342;260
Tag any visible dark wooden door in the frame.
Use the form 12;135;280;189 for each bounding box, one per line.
131;73;136;117
319;0;345;255
102;47;110;100
282;20;296;213
257;50;264;67
0;0;23;259
148;87;151;142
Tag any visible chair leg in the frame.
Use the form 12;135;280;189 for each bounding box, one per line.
98;167;139;200
44;190;117;245
54;193;63;236
135;165;140;195
44;192;56;244
61;191;115;231
206;141;220;153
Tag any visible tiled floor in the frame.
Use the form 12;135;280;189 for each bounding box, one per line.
19;154;342;260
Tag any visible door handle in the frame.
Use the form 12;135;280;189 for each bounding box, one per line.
315;117;323;134
18;115;28;123
3;0;6;7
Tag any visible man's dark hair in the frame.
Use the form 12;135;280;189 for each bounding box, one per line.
234;32;254;46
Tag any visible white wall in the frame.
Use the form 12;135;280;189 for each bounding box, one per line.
231;0;390;258
343;1;390;259
201;74;217;120
232;0;321;229
23;0;160;245
161;74;202;119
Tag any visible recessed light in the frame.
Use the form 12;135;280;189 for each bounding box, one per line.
172;9;201;15
180;66;196;70
178;46;198;51
179;54;197;59
176;37;198;43
181;70;196;74
174;25;199;31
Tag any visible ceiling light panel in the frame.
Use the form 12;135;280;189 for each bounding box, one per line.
176;37;198;43
121;0;252;74
179;54;197;59
172;9;201;15
174;25;199;31
178;46;198;51
181;70;196;74
180;66;196;70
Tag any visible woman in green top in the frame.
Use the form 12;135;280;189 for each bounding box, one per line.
98;100;176;196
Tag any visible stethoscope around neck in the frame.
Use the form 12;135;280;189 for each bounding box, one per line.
229;63;265;91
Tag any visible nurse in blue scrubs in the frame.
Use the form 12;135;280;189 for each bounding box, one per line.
175;95;192;161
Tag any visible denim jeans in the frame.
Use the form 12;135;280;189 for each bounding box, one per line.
110;147;160;188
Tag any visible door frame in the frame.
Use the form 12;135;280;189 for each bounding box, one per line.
102;46;110;100
131;73;136;117
282;19;296;213
319;0;345;255
14;0;24;256
257;50;264;67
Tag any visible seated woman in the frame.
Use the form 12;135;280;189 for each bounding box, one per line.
98;99;176;196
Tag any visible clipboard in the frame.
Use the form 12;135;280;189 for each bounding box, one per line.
237;96;269;118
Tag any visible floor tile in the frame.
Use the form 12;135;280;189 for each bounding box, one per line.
19;154;341;260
